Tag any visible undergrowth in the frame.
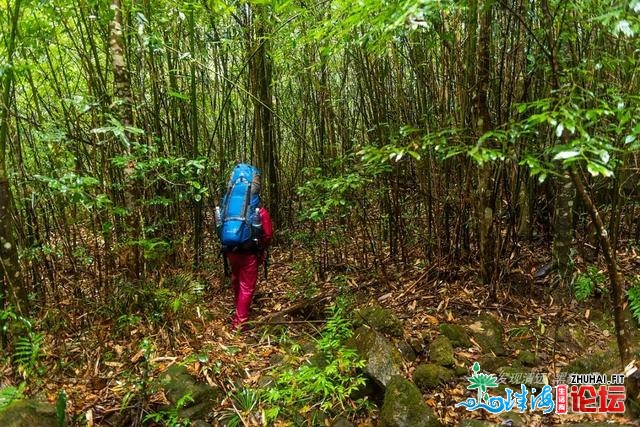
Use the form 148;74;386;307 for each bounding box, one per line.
627;275;640;323
573;265;606;301
221;297;369;426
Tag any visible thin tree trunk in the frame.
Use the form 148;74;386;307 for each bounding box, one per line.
475;0;498;298
0;0;27;323
189;6;203;267
569;167;629;365
109;0;141;279
553;174;574;284
247;5;278;223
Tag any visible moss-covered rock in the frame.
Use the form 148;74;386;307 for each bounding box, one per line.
497;367;546;388
309;351;328;369
477;355;510;373
161;364;218;404
413;364;454;391
589;309;605;322
454;365;469;376
160;364;219;421
380;376;442;427
409;336;426;354
557;424;634;427
354;304;404;338
439;323;471;347
468;315;506;356
516;350;537;367
563;350;614;375
347;326;404;388
429;336;455;367
458;420;495;427
500;411;527;427
332;416;355;427
0;400;58;427
556;325;588;350
258;375;275;389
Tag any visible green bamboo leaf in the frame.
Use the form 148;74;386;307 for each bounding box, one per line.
168;90;189;100
553;150;580;161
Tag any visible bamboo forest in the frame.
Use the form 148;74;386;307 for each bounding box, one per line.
1;0;640;425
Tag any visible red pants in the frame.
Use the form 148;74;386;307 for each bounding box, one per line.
227;252;259;329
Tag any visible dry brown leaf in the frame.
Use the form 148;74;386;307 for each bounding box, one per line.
423;314;439;326
469;336;481;349
378;292;393;301
85;409;93;427
130;350;145;363
467;321;484;333
449;387;465;396
104;361;123;368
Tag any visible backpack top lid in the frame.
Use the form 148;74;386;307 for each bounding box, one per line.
226;163;261;195
223;164;261;217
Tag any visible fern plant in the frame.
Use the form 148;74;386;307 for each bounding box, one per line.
573;265;606;301
0;383;25;411
143;393;194;427
220;388;260;427
14;331;44;379
627;277;640;323
261;299;367;423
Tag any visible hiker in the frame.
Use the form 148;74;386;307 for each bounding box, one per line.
226;205;272;331
215;164;273;331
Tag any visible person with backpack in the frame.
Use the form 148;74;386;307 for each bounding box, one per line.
215;164;273;332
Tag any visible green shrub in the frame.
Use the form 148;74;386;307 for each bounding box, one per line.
626;276;640;323
220;388;260;427
573;265;605;301
261;300;367;423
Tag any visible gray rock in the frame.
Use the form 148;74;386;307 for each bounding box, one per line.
397;340;417;362
380;375;442;427
347;326;404;388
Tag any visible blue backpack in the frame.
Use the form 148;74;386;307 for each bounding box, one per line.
217;163;261;250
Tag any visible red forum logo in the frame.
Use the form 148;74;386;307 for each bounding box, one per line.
569;385;626;413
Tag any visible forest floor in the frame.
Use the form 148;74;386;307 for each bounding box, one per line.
8;240;640;426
